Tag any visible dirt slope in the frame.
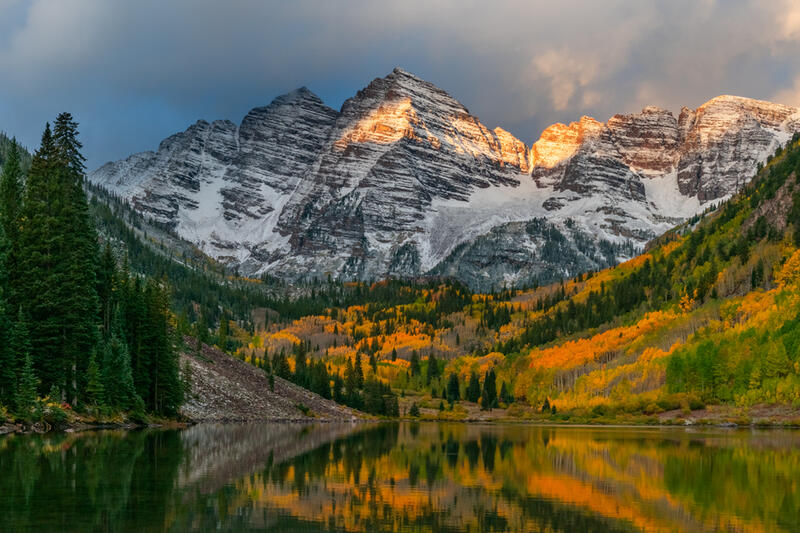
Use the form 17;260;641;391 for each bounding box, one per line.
179;337;361;422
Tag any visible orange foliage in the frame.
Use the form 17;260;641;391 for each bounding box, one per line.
528;310;678;370
776;249;800;288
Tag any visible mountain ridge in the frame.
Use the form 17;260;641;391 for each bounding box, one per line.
90;69;800;289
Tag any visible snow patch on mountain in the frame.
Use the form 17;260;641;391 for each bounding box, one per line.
89;69;800;289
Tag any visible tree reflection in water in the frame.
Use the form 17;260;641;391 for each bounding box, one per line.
0;423;798;532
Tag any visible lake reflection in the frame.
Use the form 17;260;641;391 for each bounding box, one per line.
0;423;798;532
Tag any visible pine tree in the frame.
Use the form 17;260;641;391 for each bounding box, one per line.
466;371;481;403
17;117;101;401
0;138;22;237
143;280;182;415
0;224;12;407
16;350;38;419
410;350;420;377
426;353;440;384
6;308;32;411
0;139;23;309
0;301;11;407
332;373;345;403
294;347;308;387
217;312;229;351
309;360;331;399
102;315;140;410
53;113;100;400
409;403;420;417
446;373;460;404
84;350;106;407
499;381;513;404
344;357;362;408
354;352;364;388
97;243;116;336
272;348;290;379
17;124;61;396
481;369;497;411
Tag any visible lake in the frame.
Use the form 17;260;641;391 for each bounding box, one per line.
0;423;797;532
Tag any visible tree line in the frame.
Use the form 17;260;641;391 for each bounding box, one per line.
0;115;182;421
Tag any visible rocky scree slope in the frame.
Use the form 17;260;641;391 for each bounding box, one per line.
180;337;361;422
91;69;800;289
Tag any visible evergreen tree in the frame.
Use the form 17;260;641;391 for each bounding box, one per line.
0;225;11;407
332;373;345;403
0;138;22;237
410;350;420;377
499;381;513;404
294;346;308;387
16;350;38;419
481;369;497;410
16;117;101;401
102;315;140;411
5;309;32;409
426;353;440;384
309;360;331;399
354;352;364;388
143;281;182;415
0;139;23;308
97;243;116;336
409;402;420;417
446;373;460;404
344;357;362;408
272;348;291;379
217;312;229;351
17;124;61;396
0;306;11;408
466;371;481;403
84;350;106;407
53;113;101;400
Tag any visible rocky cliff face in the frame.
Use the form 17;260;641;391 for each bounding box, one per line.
90;69;800;289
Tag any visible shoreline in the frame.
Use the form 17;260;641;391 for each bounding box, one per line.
3;414;799;435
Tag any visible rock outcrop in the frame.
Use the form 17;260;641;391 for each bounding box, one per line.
90;69;800;289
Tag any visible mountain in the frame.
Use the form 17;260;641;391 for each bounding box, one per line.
230;136;800;423
90;69;800;289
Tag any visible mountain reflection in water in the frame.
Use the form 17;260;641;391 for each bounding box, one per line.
0;423;798;532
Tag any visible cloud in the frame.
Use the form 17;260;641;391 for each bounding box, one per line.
530;49;599;111
1;0;800;166
773;77;800;107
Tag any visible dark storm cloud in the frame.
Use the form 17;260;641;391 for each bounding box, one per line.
2;0;800;168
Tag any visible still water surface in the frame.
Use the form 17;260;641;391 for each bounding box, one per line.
0;423;798;532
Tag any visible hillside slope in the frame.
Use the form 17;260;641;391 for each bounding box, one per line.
180;338;361;422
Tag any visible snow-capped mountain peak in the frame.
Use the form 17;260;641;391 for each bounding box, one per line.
90;69;800;289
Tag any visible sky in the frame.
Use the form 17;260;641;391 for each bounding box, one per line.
2;0;800;169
